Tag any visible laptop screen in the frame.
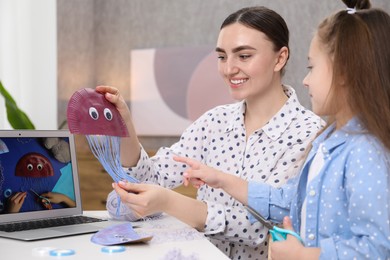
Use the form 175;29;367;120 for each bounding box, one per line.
0;130;83;223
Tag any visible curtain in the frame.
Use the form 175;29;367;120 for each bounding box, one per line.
0;0;57;129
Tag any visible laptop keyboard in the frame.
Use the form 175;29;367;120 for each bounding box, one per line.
0;216;107;232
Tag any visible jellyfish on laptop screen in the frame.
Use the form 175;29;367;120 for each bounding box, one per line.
66;88;139;215
15;152;54;210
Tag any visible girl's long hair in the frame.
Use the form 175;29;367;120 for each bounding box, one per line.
317;0;390;149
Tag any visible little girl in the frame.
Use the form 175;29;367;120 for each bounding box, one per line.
174;0;390;258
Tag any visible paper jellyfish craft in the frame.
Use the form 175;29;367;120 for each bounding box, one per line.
15;152;54;178
15;152;55;210
67;88;138;184
67;88;128;137
67;88;146;219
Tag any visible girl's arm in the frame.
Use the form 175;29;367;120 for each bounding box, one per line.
174;156;249;204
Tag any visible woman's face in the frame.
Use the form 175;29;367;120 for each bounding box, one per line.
216;23;285;101
303;34;334;116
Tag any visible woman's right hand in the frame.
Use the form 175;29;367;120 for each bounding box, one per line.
95;85;141;167
95;85;132;124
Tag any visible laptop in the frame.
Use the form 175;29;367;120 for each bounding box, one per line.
0;130;115;241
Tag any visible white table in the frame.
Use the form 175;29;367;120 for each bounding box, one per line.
0;211;229;260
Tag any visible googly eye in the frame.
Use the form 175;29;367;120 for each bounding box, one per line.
37;164;43;171
27;164;33;171
89;107;99;120
103;108;113;121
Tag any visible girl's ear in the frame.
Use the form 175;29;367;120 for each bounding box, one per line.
274;46;289;72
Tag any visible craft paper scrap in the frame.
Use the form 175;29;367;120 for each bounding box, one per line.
91;223;153;246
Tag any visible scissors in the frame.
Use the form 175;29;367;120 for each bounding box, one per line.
30;189;52;210
245;205;304;244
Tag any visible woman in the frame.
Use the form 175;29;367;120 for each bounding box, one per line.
104;6;323;260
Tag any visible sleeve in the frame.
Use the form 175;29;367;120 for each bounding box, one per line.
123;112;211;189
258;137;314;223
319;141;390;259
203;200;270;247
247;178;298;224
202;164;301;246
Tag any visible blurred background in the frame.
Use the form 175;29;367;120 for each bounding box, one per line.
0;0;389;209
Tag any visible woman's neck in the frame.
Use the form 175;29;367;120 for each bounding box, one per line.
244;84;288;136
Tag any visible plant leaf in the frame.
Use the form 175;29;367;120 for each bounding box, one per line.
0;81;35;129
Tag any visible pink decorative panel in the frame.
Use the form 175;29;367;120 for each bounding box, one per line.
130;46;233;136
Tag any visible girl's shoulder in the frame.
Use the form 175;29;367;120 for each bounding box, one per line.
345;131;390;161
349;131;386;148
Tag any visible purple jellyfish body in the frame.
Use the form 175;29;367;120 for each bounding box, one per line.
15;152;54;178
67;88;129;137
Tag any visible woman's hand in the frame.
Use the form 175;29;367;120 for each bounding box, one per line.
112;181;169;218
173;156;224;188
95;85;141;167
95;85;131;124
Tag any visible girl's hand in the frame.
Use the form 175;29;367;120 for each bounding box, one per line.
173;156;224;189
41;192;76;207
41;192;65;204
7;192;27;213
270;216;320;260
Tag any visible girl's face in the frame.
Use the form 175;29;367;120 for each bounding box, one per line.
216;23;286;101
303;34;334;116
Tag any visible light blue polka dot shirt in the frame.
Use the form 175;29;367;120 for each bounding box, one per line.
248;117;390;259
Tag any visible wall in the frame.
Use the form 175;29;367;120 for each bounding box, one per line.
57;0;390;150
0;0;57;129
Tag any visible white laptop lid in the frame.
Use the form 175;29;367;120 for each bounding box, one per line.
0;130;83;223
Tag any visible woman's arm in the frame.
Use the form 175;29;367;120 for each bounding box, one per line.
95;85;141;167
112;181;208;230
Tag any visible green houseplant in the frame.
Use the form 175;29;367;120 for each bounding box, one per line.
0;81;35;129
